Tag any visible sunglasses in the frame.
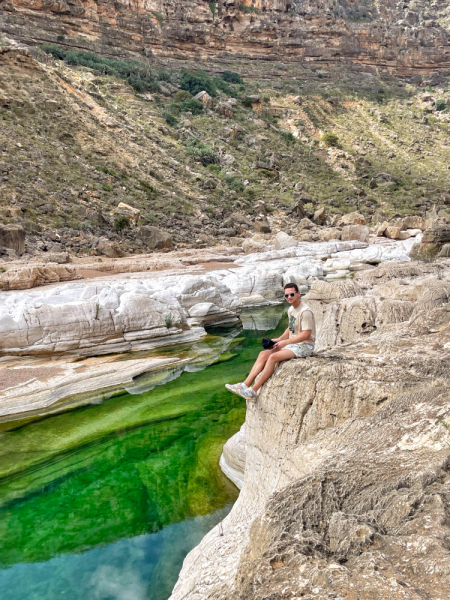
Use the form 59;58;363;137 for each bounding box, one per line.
284;292;297;298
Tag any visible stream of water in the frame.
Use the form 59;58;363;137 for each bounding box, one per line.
0;306;285;600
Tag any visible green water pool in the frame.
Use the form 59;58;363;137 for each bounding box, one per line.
0;306;286;600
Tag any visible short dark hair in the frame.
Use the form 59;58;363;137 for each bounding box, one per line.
284;282;299;292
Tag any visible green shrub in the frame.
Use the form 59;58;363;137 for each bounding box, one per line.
102;183;112;192
180;71;217;97
241;96;253;108
214;78;235;97
169;98;204;116
209;1;216;17
207;164;222;174
221;70;243;84
42;43;65;60
174;89;192;102
114;215;130;231
80;220;93;230
181;98;204;114
239;4;261;15
186;137;219;166
435;99;447;111
281;131;296;144
321;133;339;147
157;70;171;82
163;111;178;127
224;176;244;192
41;45;160;93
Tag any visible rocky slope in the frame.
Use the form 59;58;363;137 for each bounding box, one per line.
0;37;450;266
171;258;450;600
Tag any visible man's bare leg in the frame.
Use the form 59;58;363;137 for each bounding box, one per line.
243;349;275;387
252;349;296;392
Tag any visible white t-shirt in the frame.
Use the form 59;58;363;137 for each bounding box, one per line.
287;302;316;346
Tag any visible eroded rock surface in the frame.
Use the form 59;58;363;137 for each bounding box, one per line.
171;259;450;600
2;0;450;75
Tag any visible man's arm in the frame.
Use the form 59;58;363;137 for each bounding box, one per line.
273;330;311;349
273;327;290;343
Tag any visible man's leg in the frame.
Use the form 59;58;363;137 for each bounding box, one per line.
243;349;275;387
252;349;296;392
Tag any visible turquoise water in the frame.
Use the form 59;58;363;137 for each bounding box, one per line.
0;306;285;600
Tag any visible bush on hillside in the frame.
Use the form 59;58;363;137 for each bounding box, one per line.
169;98;204;116
222;70;243;84
174;89;192;102
114;216;130;231
435;99;447;112
281;131;296;144
321;132;340;147
224;176;244;192
186;138;219;166
180;71;217;97
163;112;177;127
41;45;160;93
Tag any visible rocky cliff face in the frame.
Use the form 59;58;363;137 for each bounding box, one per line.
2;0;450;74
171;258;450;600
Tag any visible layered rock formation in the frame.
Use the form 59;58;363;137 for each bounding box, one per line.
171;258;450;600
0;237;417;356
2;0;450;74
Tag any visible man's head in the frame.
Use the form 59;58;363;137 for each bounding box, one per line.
284;282;301;305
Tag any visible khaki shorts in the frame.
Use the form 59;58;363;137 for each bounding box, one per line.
285;342;314;358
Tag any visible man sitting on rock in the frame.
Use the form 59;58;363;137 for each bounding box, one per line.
226;282;316;402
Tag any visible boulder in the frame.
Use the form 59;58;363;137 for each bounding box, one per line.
229;212;252;226
0;264;80;291
42;252;70;264
411;224;450;258
97;241;125;258
376;221;389;236
438;244;450;257
254;220;271;234
297;218;314;230
319;227;341;242
215;101;234;118
193;91;213;108
313;207;327;226
0;224;25;255
274;231;298;250
292;201;306;218
340;224;370;243
340;212;366;226
398;215;426;231
138;226;173;250
422;224;450;245
113;202;140;223
385;226;401;240
242;239;267;254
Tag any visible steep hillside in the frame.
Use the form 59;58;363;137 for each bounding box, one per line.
1;39;450;259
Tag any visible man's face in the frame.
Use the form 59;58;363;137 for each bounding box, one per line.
284;287;300;304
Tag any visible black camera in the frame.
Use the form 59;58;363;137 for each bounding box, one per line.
262;338;275;350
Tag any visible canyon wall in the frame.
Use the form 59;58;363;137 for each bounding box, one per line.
2;0;450;74
171;258;450;600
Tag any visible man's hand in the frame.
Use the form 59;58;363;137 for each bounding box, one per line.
273;340;289;350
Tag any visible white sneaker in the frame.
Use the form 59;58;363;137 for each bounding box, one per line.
225;382;248;396
241;387;257;403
